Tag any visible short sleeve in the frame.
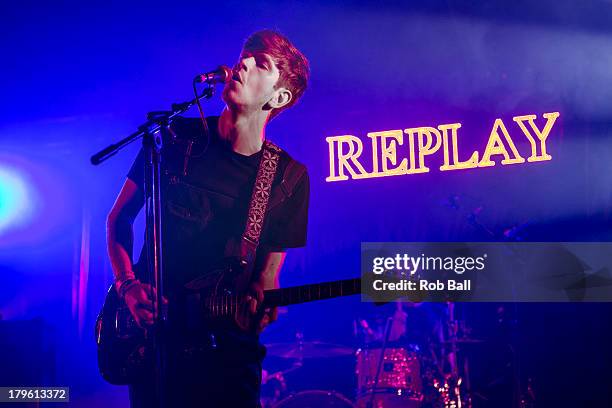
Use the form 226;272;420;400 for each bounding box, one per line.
263;169;310;250
127;148;145;191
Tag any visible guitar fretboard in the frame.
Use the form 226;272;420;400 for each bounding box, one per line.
203;278;361;318
263;278;361;307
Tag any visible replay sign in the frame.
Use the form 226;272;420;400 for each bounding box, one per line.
326;112;560;182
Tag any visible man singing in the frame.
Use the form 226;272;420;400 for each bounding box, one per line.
106;29;310;407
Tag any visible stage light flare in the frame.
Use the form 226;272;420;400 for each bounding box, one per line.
0;165;37;234
0;151;77;249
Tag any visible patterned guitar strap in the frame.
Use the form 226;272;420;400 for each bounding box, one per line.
234;140;282;292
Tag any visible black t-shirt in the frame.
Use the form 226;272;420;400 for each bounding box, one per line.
127;116;309;292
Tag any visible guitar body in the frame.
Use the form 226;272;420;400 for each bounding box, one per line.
95;268;241;385
95;285;152;385
95;274;361;385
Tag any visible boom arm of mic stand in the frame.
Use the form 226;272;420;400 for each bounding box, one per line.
89;88;213;166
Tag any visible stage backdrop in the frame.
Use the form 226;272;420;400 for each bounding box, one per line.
1;1;611;406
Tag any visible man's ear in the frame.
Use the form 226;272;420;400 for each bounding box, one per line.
267;87;293;110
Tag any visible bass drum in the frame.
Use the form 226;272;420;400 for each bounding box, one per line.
273;390;355;408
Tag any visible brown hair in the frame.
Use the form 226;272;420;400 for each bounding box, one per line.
243;29;310;120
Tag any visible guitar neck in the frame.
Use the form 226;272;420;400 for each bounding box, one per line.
263;278;361;307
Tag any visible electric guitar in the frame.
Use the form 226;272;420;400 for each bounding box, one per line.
95;273;361;385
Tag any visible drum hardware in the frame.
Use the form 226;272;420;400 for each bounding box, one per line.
261;362;304;408
371;316;393;406
263;301;493;408
434;375;463;408
264;330;355;407
438;302;465;407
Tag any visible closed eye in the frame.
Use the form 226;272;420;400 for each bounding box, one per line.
257;59;270;70
239;52;273;70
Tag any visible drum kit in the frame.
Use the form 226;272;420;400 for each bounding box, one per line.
262;302;481;408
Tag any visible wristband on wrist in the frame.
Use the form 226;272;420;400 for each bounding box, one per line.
114;271;136;292
117;278;140;299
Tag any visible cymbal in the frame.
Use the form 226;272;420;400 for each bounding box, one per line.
266;341;354;359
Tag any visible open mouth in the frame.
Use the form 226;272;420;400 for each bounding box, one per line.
232;72;242;83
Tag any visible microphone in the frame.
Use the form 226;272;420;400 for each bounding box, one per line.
193;65;232;84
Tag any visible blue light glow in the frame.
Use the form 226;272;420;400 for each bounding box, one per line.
0;166;34;234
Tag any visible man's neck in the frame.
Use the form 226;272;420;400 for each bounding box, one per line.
218;108;269;156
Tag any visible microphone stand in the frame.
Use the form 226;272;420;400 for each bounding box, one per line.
367;316;393;408
446;196;528;407
91;85;215;407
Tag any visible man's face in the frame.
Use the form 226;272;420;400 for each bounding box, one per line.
222;50;283;114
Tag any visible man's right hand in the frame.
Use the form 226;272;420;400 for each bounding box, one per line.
123;283;166;328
